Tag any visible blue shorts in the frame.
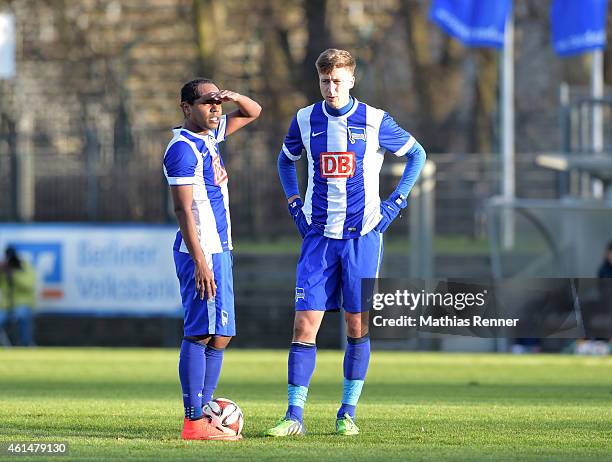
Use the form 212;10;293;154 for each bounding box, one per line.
173;250;236;337
295;229;384;313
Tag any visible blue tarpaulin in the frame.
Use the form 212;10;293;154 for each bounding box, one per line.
551;0;608;56
429;0;512;48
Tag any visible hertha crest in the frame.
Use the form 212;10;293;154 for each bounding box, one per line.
347;126;366;144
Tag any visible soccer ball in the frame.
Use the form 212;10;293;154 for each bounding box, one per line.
203;398;244;436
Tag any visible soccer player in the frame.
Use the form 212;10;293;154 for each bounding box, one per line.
163;78;261;440
265;49;426;437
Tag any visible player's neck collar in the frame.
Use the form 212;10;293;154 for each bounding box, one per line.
322;96;357;118
179;126;212;140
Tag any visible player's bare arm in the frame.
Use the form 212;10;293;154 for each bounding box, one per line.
210;90;262;137
170;184;216;301
287;194;300;204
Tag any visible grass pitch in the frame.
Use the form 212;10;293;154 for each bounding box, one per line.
1;349;611;461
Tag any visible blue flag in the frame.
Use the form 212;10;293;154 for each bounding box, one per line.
429;0;512;48
551;0;608;56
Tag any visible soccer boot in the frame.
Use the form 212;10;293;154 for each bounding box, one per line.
181;417;242;441
264;417;305;437
336;413;359;436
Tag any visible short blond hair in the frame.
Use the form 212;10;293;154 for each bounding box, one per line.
315;48;356;75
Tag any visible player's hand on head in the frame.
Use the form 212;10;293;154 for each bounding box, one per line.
194;258;217;301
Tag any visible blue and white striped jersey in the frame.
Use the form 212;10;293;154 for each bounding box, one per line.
163;115;232;254
282;100;416;239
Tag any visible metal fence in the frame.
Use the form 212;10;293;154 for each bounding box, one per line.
0;145;560;239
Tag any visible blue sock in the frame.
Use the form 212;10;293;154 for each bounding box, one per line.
202;344;225;404
285;342;317;423
338;335;370;419
178;339;206;420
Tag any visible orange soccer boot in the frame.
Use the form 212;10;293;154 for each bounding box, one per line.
181;417;242;441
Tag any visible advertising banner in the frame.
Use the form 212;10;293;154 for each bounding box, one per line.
0;224;181;314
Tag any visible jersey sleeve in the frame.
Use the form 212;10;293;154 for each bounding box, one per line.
214;114;228;142
281;115;304;161
277;150;300;199
393;140;426;198
378;112;415;157
163;141;198;185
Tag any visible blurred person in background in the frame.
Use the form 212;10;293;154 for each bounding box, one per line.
0;246;37;346
597;242;612;353
575;241;612;355
598;241;612;278
163;78;261;440
596;241;612;353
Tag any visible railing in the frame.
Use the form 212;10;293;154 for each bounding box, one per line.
0;149;559;240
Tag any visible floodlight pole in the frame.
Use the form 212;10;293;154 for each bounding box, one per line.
591;50;604;152
1;10;34;222
501;11;515;249
591;49;605;199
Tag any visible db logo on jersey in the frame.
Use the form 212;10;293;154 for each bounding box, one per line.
212;155;228;185
320;152;356;178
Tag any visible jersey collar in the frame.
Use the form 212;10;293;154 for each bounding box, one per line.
321;98;359;119
177;126;214;141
